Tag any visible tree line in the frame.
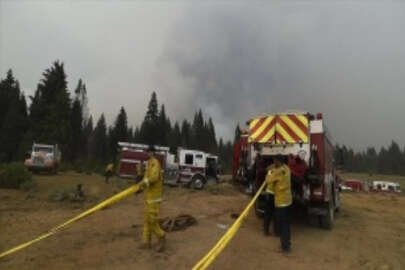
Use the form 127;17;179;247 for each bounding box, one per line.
0;61;234;171
3;61;403;175
334;141;405;176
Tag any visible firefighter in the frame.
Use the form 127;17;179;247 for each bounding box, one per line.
288;153;308;200
266;155;292;253
105;163;114;184
138;145;166;252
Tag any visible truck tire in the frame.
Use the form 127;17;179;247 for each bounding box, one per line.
320;199;334;230
192;175;205;190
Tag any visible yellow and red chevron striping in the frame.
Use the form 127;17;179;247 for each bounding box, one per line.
276;114;309;143
248;115;276;143
248;114;309;144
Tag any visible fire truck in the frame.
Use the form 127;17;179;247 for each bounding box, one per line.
117;142;171;179
177;148;219;189
233;112;340;229
118;142;218;189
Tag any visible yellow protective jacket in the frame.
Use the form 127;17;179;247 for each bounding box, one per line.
105;163;114;173
142;156;163;204
265;164;292;207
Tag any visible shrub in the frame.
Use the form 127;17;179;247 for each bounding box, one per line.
0;162;34;189
19;179;37;191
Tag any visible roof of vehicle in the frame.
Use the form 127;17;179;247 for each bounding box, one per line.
373;181;400;186
33;143;54;148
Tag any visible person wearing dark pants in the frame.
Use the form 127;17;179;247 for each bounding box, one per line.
266;155;292;253
105;163;114;184
275;205;291;252
263;193;276;236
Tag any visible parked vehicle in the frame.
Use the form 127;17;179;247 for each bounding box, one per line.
371;181;401;193
339;184;353;192
177;148;219;189
24;143;61;173
117;142;171;179
344;180;364;192
233;112;340;229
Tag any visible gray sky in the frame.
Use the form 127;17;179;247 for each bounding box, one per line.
1;1;405;150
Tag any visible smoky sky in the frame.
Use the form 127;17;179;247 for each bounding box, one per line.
1;1;405;150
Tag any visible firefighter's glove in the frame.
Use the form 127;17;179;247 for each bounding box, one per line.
139;178;150;189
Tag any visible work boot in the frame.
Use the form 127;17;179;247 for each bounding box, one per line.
155;237;166;253
138;242;151;250
275;246;291;255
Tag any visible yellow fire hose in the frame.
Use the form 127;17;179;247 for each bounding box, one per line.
192;180;266;270
2;180;266;270
0;184;140;259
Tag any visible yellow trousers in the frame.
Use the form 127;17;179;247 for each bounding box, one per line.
143;202;165;244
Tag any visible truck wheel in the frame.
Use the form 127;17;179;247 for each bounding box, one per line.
320;200;334;230
192;175;205;190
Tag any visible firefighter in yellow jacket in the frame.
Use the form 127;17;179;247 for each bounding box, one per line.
105;163;114;184
138;145;166;252
266;155;292;253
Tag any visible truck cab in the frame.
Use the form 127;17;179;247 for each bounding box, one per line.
24;143;61;173
178;148;219;189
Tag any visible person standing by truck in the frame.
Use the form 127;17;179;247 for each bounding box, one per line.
263;172;276;236
266;155;292;253
138;145;166;252
105;163;114;184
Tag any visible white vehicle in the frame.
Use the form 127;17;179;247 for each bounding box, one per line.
177;148;219;189
24;143;61;173
339;184;353;192
372;181;401;193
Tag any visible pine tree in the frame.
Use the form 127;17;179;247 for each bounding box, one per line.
109;107;129;159
28;61;72;155
90;114;109;164
0;70;29;162
127;127;134;142
378;147;389;174
134;127;141;142
169;121;181;153
114;107;129;142
158;104;169;146
181;120;192;148
140;92;159;145
365;147;378;174
83;116;93;159
401;146;405;176
387;141;402;175
70;79;85;161
207;117;217;153
192;109;205;150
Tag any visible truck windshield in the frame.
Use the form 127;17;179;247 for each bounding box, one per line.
34;147;53;153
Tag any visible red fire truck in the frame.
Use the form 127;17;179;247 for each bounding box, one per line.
233;112;340;229
117;142;171;179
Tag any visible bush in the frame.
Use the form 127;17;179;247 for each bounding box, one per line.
19;179;37;191
0;162;34;189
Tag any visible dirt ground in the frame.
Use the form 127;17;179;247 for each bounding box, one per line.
1;172;405;270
